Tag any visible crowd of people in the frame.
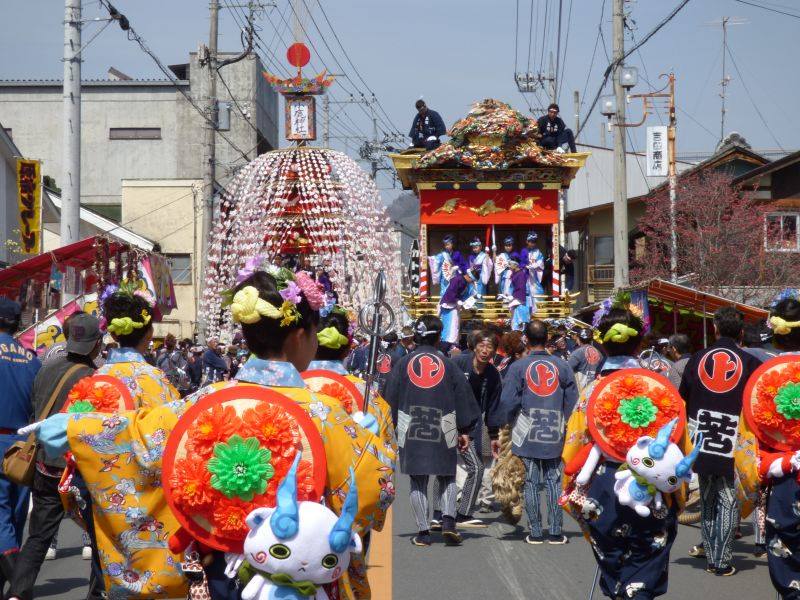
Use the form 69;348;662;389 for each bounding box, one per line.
3;262;800;599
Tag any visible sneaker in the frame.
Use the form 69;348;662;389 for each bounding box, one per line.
753;544;767;558
45;546;56;560
524;535;545;545
689;544;706;558
411;532;432;547
82;545;92;560
442;529;463;546
429;519;442;532
547;534;568;545
715;565;737;577
456;515;487;529
705;565;716;575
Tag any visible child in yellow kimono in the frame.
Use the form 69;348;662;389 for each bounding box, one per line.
24;268;393;600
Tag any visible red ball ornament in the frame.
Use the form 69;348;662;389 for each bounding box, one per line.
286;43;311;68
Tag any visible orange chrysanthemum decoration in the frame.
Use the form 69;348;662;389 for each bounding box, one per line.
319;383;355;414
593;380;681;453
240;403;300;460
212;496;251;538
170;457;214;513
64;378;123;413
752;363;800;449
186;404;243;459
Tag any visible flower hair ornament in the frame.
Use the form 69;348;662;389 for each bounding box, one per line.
769;316;800;336
317;327;349;350
101;277;156;336
602;323;638;344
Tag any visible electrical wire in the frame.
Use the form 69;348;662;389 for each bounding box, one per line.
725;44;785;151
577;0;692;138
732;0;800;19
514;0;520;74
579;0;605;113
557;0;573;102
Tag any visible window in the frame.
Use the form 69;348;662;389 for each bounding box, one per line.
593;236;614;265
766;213;800;252
109;127;162;140
166;254;192;284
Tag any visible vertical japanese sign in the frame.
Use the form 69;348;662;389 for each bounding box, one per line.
408;239;420;295
16;158;41;255
285;95;316;141
646;126;668;177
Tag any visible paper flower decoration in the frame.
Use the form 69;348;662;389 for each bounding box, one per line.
775;382;800;420
68;400;96;414
207;435;274;501
186;404;243;459
170;457;214;511
64;377;124;414
617;396;658;428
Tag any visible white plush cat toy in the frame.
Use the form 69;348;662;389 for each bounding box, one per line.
225;453;361;600
613;418;702;517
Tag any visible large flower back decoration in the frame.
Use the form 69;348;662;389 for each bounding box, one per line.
744;355;800;452
63;375;135;414
162;387;327;551
587;369;685;462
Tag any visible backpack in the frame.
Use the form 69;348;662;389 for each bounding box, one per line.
161;351;190;391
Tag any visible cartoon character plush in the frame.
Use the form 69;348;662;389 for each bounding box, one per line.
612;418;701;517
225;453;361;600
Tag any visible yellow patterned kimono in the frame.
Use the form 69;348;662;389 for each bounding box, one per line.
66;358;393;599
96;347;180;408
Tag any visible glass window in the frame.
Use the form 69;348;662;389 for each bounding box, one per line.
593;236;614;265
766;213;800;252
166;254;192;284
109;127;162;140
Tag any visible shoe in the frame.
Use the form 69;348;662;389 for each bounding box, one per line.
45;546;56;560
715;565;737;577
754;544;767;558
82;545;92;560
442;529;463;546
429;519;442;532
411;532;432;547
455;515;487;529
689;544;706;558
525;535;545;545
705;565;716;575
547;534;568;545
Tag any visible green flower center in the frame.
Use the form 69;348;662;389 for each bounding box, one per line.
774;382;800;420
68;400;95;414
617;396;658;428
207;435;274;501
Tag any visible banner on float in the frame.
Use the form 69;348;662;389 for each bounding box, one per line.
16;158;42;255
16;293;99;353
138;255;177;318
646;126;668;177
408;239;420;295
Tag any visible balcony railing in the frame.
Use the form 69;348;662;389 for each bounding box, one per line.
588;264;614;284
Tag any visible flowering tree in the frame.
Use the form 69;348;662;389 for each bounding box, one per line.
632;170;800;303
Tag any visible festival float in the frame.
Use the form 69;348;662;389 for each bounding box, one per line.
390;99;588;322
200;43;400;339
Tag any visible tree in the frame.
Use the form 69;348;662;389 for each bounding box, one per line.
632;170;800;303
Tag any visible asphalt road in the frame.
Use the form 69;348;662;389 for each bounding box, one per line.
25;475;777;600
391;474;775;600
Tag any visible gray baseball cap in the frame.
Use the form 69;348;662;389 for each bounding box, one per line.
66;313;102;356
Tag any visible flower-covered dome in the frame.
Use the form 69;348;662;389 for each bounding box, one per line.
200;147;400;339
417;98;576;170
743;355;800;451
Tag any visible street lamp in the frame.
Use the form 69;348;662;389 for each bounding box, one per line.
620;66;639;90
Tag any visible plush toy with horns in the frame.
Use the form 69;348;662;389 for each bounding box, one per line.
225;453;361;600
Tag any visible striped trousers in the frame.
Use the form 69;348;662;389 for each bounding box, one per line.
699;474;738;569
409;475;457;532
522;457;563;537
431;439;485;517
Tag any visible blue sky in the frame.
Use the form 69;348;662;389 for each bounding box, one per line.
1;0;797;197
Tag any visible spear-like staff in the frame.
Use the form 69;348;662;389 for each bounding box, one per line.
358;269;395;409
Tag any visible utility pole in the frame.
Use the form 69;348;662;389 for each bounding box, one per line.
720;16;729;143
667;75;677;282
612;0;629;288
573;90;580;135
199;0;219;341
322;94;330;147
549;52;557;105
371;103;378;179
61;0;81;247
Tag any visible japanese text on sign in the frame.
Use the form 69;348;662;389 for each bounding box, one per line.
16;159;41;255
646;126;668;177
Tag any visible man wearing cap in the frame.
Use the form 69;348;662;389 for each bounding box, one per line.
568;329;604;391
494;236;517;300
519;231;545;299
0;298;40;586
466;237;493;301
7;312;104;600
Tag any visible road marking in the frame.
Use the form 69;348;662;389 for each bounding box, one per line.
369;507;393;600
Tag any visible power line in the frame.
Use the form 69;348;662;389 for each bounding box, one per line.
579;0;605;112
557;0;573;101
577;0;692;138
732;0;800;19
514;0;520;73
725;44;785;150
96;0;251;162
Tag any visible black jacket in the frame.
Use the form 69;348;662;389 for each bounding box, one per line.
537;115;567;142
409;110;446;142
679;337;762;477
452;352;503;440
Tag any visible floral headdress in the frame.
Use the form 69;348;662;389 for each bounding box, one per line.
100;278;156;336
223;258;325;327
